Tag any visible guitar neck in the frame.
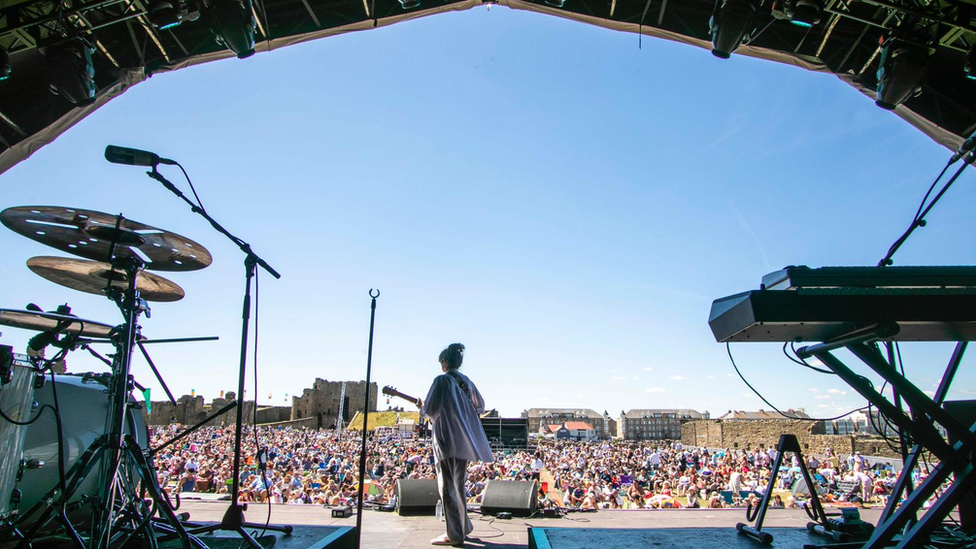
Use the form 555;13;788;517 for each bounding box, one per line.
383;387;420;406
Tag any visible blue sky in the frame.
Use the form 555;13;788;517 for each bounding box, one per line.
1;6;974;419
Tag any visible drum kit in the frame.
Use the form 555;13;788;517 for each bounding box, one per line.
0;205;216;549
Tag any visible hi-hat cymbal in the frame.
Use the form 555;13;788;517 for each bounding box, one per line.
27;256;186;302
0;308;115;338
1;206;212;272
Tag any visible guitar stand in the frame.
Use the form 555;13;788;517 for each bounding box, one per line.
797;329;975;549
736;434;830;545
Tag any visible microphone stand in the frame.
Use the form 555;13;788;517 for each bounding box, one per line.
146;166;291;548
354;290;380;549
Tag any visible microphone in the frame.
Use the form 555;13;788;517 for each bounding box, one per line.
28;330;60;353
949;130;976;164
104;145;176;167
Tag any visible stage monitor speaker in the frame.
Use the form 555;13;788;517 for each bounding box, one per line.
481;480;538;517
396;478;440;516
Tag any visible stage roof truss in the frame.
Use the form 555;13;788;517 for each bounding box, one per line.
1;0;976;173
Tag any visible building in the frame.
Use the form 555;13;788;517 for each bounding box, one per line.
824;410;899;437
521;408;612;439
617;408;707;440
603;411;618;438
716;409;812;420
540;421;596;441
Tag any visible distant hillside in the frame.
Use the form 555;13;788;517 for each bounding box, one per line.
347;410;420;431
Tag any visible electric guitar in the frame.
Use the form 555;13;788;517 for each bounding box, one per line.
382;385;421;406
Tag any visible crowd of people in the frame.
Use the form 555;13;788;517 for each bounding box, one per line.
150;425;905;510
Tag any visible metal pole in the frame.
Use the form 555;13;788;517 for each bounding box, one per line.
355;289;380;549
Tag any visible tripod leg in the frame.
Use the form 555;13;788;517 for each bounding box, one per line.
125;435;195;549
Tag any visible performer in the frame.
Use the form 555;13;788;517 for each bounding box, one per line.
418;343;494;547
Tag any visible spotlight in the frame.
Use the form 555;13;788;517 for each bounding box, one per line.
398;0;421;8
149;0;184;29
42;38;95;106
710;0;756;59
209;0;256;59
788;0;822;27
875;36;929;110
0;48;10;81
965;47;976;80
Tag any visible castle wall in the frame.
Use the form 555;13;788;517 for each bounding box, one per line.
681;419;900;458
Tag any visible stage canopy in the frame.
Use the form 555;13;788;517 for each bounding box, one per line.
0;0;974;174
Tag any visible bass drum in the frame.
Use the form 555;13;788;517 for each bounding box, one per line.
16;373;148;527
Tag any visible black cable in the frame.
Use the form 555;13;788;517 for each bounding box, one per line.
48;367;69;514
727;343;869;422
251;268;273;539
913;161;952;222
784;343;835;374
878;155;971;267
25;336;75;500
175;161;207;214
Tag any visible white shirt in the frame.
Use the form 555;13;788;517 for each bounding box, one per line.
421;370;495;464
532;458;544;473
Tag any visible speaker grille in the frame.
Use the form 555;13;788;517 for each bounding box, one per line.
395;478;440;516
480;480;538;517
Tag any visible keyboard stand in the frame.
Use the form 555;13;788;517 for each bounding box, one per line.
796;329;974;549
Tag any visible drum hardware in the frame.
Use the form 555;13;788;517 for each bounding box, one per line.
8;258;202;549
142;164;290;548
1;207;213;549
73;336;218;407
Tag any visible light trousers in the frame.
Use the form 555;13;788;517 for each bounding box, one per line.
436;458;473;543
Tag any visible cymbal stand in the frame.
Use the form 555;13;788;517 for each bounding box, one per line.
146;167;288;548
10;257;202;549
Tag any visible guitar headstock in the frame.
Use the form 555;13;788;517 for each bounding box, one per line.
382;385;398;396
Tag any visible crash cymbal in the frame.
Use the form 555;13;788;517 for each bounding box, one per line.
1;206;212;272
0;308;115;338
27;256;186;302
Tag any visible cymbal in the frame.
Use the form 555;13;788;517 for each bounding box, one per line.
27;256;186;302
0;308;115;338
1;206;212;272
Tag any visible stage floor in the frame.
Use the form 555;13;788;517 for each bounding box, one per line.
177;498;884;549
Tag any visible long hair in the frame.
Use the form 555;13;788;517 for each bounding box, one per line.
438;343;465;370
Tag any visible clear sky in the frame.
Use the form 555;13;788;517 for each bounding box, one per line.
1;6;974;420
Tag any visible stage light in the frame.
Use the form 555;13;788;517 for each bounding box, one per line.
965;47;976;80
398;0;421;8
209;0;256;59
875;36;929;110
545;0;566;6
788;0;822;27
0;48;10;81
149;0;184;29
42;38;95;105
709;0;756;59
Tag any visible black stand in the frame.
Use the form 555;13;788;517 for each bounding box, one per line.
147;167;291;548
354;290;380;549
796;331;975;549
7;257;202;549
736;434;829;545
